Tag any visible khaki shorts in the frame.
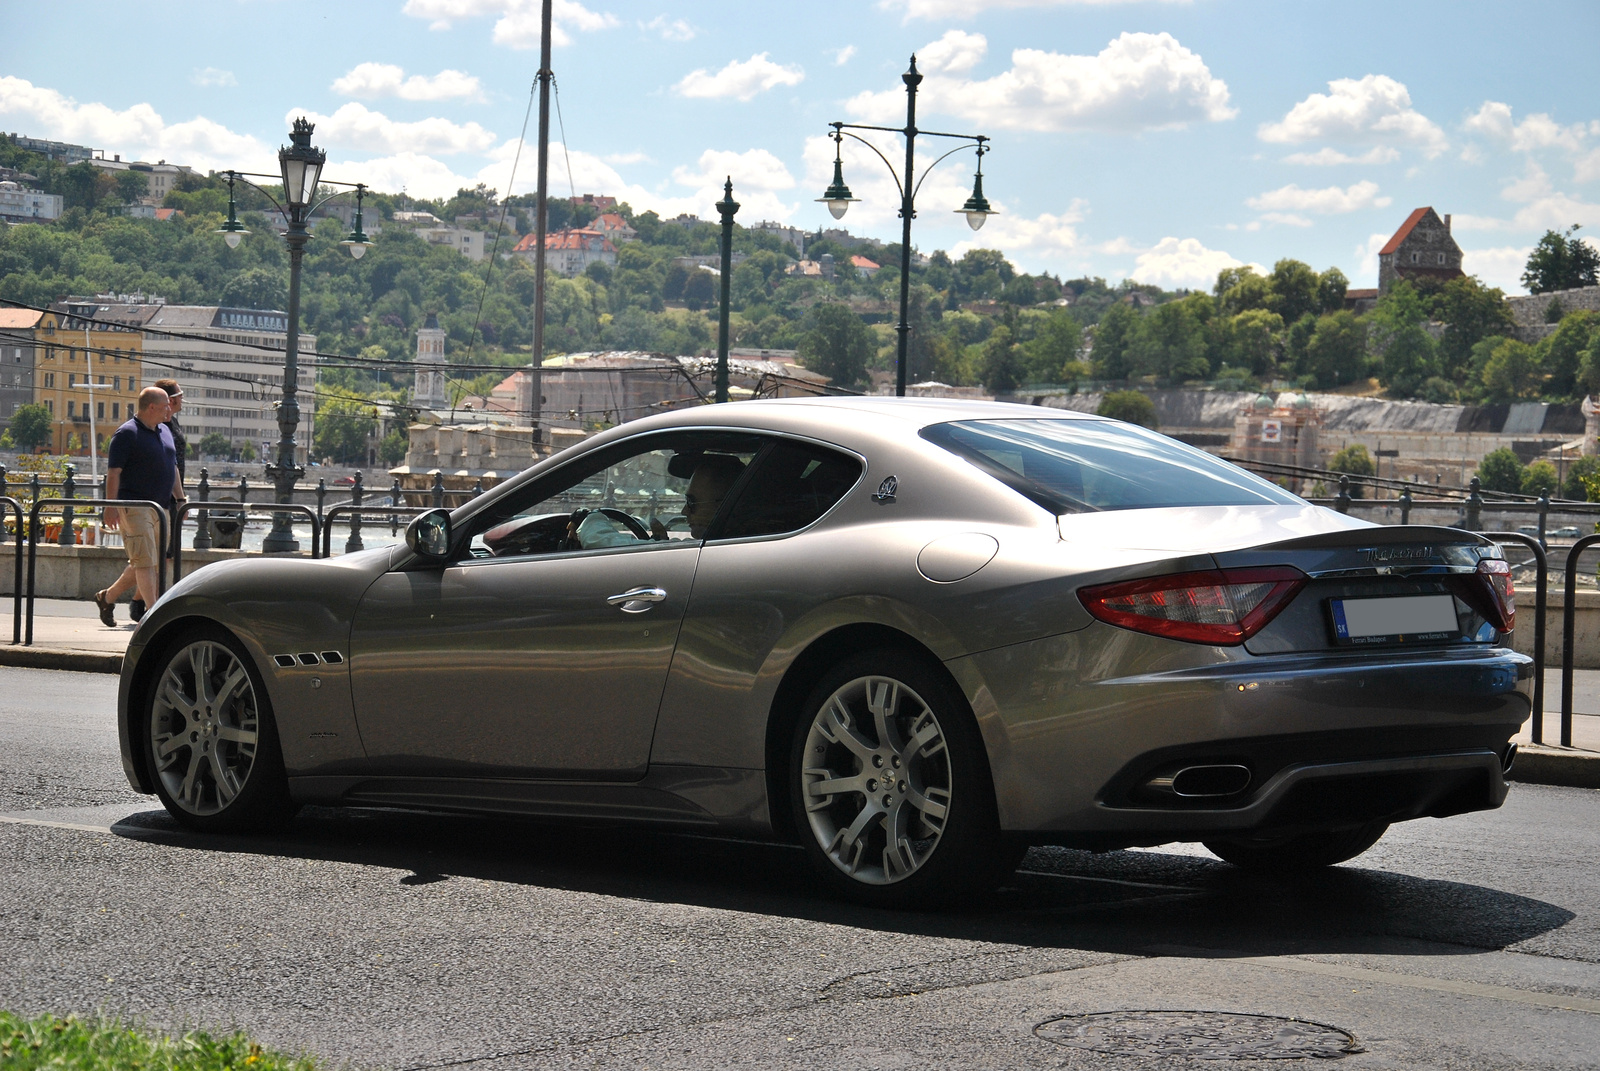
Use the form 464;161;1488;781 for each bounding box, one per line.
120;507;162;571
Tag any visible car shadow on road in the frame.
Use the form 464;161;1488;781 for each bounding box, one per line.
105;804;1575;964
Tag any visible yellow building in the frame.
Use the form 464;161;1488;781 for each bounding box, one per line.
37;302;148;458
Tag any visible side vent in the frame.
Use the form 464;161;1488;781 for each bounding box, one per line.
273;655;297;669
297;653;320;666
320;651;345;665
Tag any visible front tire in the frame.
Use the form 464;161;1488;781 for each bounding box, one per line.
789;649;1009;909
144;624;295;832
1204;822;1389;871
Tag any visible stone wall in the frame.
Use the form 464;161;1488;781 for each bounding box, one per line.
1506;285;1600;327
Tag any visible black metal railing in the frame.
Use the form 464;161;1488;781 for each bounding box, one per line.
1482;532;1549;743
320;504;433;560
25;498;168;646
2;495;22;645
170;502;322;583
1561;534;1600;749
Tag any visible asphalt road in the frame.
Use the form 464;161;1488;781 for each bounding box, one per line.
2;666;1599;1070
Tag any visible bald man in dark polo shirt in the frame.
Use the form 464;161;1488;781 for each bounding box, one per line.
94;387;187;626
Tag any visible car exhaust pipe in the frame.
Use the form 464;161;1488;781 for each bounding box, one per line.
1502;743;1517;775
1145;764;1252;798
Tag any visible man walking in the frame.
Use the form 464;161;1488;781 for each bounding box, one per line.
93;387;187;626
129;378;188;622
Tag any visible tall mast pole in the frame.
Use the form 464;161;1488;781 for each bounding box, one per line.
896;56;921;398
530;0;553;446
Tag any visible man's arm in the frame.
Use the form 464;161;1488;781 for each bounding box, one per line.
103;468;122;527
171;469;186;504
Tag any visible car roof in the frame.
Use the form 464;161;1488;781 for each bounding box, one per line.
664;395;1103;428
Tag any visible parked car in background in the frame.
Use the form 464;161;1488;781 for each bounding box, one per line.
117;399;1531;908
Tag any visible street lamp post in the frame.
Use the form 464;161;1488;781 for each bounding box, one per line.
821;56;993;397
714;177;740;404
215;118;371;552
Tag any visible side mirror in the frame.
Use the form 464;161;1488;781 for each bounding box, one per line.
406;509;452;561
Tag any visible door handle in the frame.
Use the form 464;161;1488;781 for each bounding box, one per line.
607;586;667;612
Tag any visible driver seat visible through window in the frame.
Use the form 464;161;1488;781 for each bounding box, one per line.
716;439;862;539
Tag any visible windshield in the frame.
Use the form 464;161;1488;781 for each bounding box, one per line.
921;418;1303;514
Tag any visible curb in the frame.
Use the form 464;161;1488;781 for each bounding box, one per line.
0;646;122;674
1507;744;1600;790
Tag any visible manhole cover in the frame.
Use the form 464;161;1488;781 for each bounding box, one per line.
1035;1010;1359;1060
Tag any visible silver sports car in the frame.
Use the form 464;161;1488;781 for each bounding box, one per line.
117;398;1530;907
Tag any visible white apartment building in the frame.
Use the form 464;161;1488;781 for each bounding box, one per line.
138;305;318;464
0;180;62;222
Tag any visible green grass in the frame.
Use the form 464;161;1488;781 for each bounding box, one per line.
0;1012;317;1071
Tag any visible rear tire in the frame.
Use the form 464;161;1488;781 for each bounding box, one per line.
143;624;296;833
1204;822;1389;871
788;648;1010;909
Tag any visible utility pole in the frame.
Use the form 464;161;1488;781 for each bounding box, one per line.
715;178;739;404
529;0;553;448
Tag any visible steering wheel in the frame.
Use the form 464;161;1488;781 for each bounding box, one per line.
562;507;651;550
597;507;650;540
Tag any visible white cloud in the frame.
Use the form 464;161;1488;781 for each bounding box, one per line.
1247;180;1391;215
331;63;485;102
401;0;618;48
641;15;694;41
1131;237;1261;289
674;53;804;101
339;152;481;200
191;68;237;88
1281;146;1399;166
950;201;1086;263
1258;212;1313;227
1577;148;1600;184
1259;75;1447;158
879;0;1191;20
832;45;857;66
845;31;1234;133
289;102;496;155
1464;101;1588;153
1460;246;1533;293
1353;232;1388;286
1502;161;1553;203
603;150;652;165
0;76;270;172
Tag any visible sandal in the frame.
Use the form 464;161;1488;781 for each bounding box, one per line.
93;589;116;627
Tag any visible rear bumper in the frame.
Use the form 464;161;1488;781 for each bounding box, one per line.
949;623;1531;838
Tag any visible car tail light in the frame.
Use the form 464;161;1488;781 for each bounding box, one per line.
1470;558;1515;631
1078;567;1307;646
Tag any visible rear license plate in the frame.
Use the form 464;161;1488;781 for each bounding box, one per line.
1328;594;1460;646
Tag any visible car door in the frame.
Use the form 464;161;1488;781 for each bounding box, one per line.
348;431;762;780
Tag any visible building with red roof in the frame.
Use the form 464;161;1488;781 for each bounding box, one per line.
1377;207;1464;294
512;228;617;277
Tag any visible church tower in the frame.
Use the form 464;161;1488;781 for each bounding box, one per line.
413;313;447;410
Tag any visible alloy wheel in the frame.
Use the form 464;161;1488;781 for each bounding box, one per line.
149;640;261;817
801;674;953;885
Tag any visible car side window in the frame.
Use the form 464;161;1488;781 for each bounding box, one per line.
464;431;762;559
712;439;862;540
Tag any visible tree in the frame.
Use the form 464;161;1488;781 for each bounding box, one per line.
1432;276;1514;381
1316;267;1349;314
1536;311;1598;397
798;303;874;390
1022;310;1082;383
196;432;231;459
239;441;258;462
1223;309;1284;377
1089;302;1137;379
378;428;408;466
1097;389;1158;429
1303;311;1368;389
1521;460;1559;497
1267;259;1321;325
312;391;377;465
1216;267;1271;315
7;403;52;451
1522;225;1600;294
220;267;288;311
682;269;715;311
1480;337;1542;401
980;326;1024;393
1562;455;1600;500
1128;298;1208;380
1369;282;1437;396
1328;444;1375;499
1476;447;1525;494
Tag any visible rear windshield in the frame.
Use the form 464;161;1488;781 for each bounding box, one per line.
921;418;1303;514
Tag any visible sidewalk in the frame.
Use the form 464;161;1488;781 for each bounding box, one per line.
4;595;1597;787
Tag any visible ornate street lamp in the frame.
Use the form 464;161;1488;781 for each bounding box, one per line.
714;177;740;404
215;118;372;552
820;56;993;396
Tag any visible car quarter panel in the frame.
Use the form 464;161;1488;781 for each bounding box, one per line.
118;551;391;792
947;621;1531;832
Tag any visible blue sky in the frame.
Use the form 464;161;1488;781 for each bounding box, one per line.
4;0;1598;293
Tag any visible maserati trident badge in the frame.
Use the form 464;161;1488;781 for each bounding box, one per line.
873;475;899;502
